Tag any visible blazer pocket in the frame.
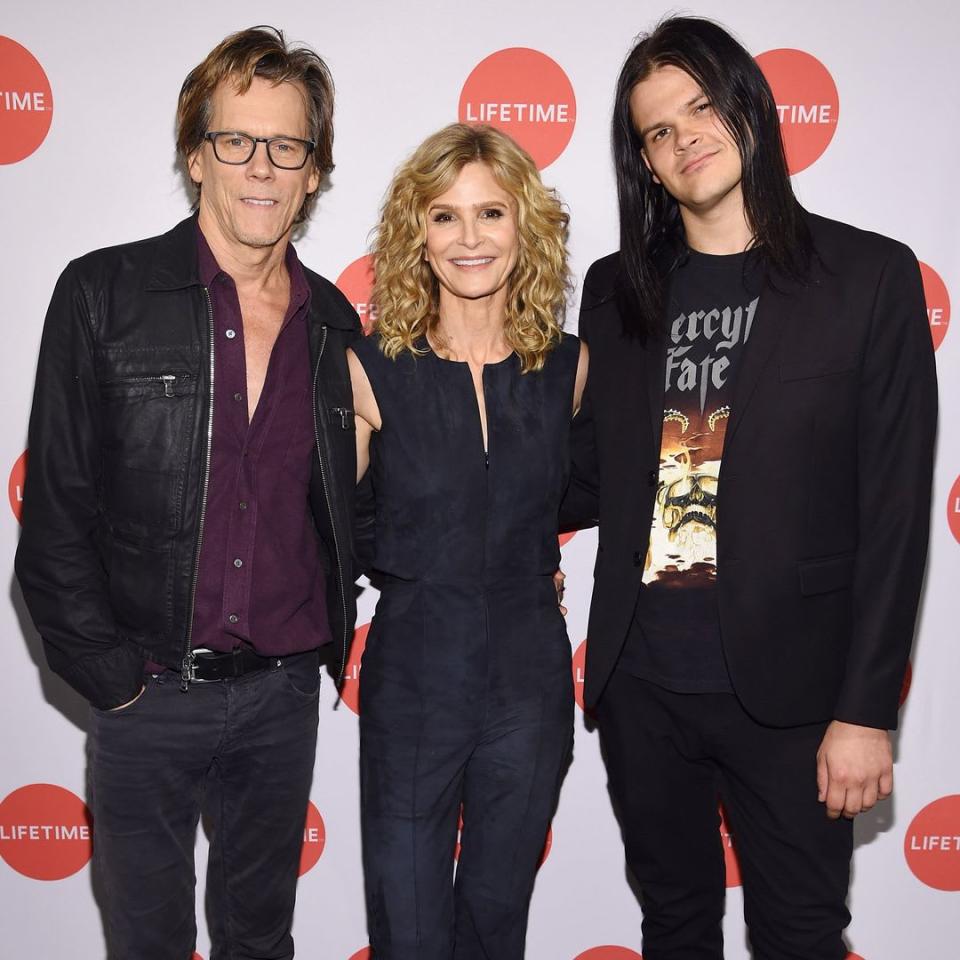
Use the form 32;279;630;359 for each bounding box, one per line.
798;552;855;596
779;356;859;382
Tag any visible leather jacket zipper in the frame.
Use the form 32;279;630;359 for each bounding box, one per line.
181;288;215;690
312;326;348;684
103;373;186;397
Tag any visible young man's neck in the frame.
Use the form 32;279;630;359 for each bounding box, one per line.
680;195;754;256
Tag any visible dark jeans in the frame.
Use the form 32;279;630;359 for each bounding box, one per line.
596;670;852;960
87;650;321;960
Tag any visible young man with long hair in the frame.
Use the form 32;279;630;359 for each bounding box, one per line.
563;17;936;959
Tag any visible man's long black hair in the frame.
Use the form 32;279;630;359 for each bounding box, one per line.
613;17;813;337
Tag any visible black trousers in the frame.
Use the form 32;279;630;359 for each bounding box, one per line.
595;670;852;960
87;650;321;960
360;579;574;960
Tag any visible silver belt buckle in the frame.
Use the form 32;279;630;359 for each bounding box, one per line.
187;647;215;684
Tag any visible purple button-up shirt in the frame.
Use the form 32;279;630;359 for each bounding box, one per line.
189;226;331;656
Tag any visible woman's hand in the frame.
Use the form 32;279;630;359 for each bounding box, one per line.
553;568;567;616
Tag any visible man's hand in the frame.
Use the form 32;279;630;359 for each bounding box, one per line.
816;720;893;819
107;685;146;712
553;569;567;616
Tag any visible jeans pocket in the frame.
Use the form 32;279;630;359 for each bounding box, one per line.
279;651;322;699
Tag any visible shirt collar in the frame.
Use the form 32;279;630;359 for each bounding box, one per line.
195;223;311;321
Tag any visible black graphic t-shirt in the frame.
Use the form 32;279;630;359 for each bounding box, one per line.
618;248;760;692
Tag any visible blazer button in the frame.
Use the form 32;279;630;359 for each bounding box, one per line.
632;551;643;566
647;469;658;487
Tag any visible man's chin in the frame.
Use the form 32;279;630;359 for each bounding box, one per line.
234;229;286;249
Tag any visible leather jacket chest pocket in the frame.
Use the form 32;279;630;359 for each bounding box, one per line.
98;352;199;531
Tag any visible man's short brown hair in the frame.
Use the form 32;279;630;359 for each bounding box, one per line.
176;25;334;223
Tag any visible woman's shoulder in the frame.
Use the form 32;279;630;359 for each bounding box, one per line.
554;330;581;369
348;331;381;362
533;331;580;381
350;331;427;391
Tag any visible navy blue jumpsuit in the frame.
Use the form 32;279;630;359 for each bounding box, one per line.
352;332;578;959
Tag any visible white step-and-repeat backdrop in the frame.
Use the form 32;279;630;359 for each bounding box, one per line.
2;2;957;957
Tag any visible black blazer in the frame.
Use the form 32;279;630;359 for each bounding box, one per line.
562;213;937;729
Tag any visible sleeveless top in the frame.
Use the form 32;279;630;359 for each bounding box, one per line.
352;333;580;584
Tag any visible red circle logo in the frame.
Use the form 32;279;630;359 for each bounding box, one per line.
0;38;54;164
899;660;913;708
573;948;643;960
847;954;866;960
0;784;92;880
719;804;742;888
298;801;326;876
459;48;576;169
341;622;369;715
336;255;378;334
919;262;951;352
572;638;586;711
755;49;839;174
947;475;960;545
8;449;27;523
193;954;205;960
904;795;960;891
348;950;371;960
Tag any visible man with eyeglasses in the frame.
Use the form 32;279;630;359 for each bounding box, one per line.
15;26;360;960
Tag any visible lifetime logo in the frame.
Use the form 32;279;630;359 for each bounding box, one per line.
919;262;951;351
755;48;839;175
948;475;960;546
459;48;577;170
336;255;378;334
904;795;960;891
573;947;643;960
8;449;27;523
572;638;586;712
299;801;326;876
899;660;913;708
340;622;369;715
0;784;93;881
719;804;742;888
0;37;54;164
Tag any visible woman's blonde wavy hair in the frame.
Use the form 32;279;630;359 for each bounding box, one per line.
372;123;570;372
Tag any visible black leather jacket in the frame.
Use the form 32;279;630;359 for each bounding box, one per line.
15;217;361;709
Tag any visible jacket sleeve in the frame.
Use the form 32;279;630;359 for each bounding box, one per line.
559;280;601;531
15;261;144;709
832;243;938;730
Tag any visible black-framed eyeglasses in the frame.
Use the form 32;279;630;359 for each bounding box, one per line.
203;131;316;170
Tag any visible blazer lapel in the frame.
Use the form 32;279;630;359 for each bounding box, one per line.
724;278;798;448
644;333;668;460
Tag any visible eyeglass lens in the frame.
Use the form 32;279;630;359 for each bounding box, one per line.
211;133;309;169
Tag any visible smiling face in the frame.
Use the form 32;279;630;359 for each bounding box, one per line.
630;64;744;222
423;161;520;315
188;75;320;255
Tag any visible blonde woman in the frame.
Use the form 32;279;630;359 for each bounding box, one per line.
348;123;587;959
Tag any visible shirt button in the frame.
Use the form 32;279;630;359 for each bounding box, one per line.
233;392;243;402
239;501;248;510
228;614;239;624
233;558;243;568
225;329;237;339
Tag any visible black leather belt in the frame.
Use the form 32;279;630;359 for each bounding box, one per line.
184;647;279;683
